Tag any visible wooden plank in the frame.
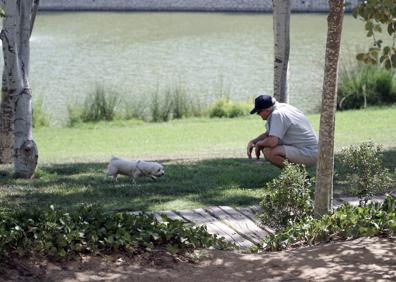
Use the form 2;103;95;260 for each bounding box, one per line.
205;206;259;245
372;195;386;203
157;211;189;222
193;208;255;249
339;196;360;206
216;206;269;243
177;208;254;249
249;205;263;215
340;196;386;206
333;198;344;208
235;206;274;234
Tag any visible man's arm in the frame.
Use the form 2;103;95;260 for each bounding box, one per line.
254;135;279;159
247;132;269;159
249;132;269;145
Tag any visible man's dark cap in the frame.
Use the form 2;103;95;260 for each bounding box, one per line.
250;95;276;114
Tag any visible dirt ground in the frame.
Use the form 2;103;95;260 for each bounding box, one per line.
1;237;395;282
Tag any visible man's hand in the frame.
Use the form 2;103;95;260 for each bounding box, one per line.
254;140;265;159
247;141;255;159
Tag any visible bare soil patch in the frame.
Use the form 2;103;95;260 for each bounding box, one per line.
1;237;395;282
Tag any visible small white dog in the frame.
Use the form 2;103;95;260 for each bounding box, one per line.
105;156;165;183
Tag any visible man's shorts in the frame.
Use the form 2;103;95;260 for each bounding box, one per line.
282;145;318;167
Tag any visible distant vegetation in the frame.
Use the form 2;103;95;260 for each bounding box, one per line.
31;65;396;128
337;64;396;110
66;84;251;126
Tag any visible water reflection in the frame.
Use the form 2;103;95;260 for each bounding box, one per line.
0;12;371;125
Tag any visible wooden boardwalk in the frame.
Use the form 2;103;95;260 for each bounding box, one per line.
152;193;396;250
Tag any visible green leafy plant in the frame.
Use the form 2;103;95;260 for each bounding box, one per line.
340;142;393;206
0;205;233;261
209;97;250;118
337;64;396;110
261;195;396;252
353;0;396;69
259;163;314;230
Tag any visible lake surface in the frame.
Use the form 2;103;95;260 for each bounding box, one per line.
3;12;372;125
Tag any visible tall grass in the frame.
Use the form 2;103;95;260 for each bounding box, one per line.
68;85;120;126
81;85;119;122
149;85;206;122
338;64;396;110
67;84;252;126
32;98;49;128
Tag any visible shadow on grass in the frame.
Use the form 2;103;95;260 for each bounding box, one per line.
0;149;395;212
0;158;281;212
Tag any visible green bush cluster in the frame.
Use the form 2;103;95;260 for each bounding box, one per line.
261;195;396;251
66;85;252;126
337;65;396;110
0;205;233;261
340;141;393;205
259;163;314;230
68;86;119;126
209;97;251;118
150;87;204;122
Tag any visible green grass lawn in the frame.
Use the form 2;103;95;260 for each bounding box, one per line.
0;106;395;212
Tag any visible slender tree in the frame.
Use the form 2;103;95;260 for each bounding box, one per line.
314;0;344;217
0;0;39;178
272;0;291;103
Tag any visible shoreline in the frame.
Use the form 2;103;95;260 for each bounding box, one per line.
38;0;359;13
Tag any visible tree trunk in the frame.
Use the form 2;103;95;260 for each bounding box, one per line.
314;0;344;217
273;0;290;103
0;69;14;164
1;0;38;178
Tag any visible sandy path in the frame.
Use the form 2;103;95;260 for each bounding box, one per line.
1;237;395;282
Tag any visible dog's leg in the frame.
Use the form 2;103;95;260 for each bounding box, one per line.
131;177;137;187
111;174;118;187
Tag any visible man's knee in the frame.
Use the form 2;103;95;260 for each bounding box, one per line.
263;147;272;161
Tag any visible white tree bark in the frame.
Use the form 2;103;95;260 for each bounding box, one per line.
314;0;344;217
0;69;14;163
0;0;38;178
273;0;290;103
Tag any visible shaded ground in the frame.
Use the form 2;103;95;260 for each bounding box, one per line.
1;237;395;281
1;150;395;213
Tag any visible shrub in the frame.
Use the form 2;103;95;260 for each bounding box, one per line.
209;97;250;118
81;85;119;122
171;86;189;119
150;90;173;122
261;195;396;252
67;86;120;126
259;163;314;230
0;205;233;261
149;86;206;122
32;98;49;128
122;98;148;121
337;65;396;110
339;142;393;206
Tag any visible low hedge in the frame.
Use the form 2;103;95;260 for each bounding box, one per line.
260;195;396;252
0;205;233;261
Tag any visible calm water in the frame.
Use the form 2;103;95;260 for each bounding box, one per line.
4;12;372;125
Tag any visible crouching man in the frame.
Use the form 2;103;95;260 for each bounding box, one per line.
247;94;318;168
